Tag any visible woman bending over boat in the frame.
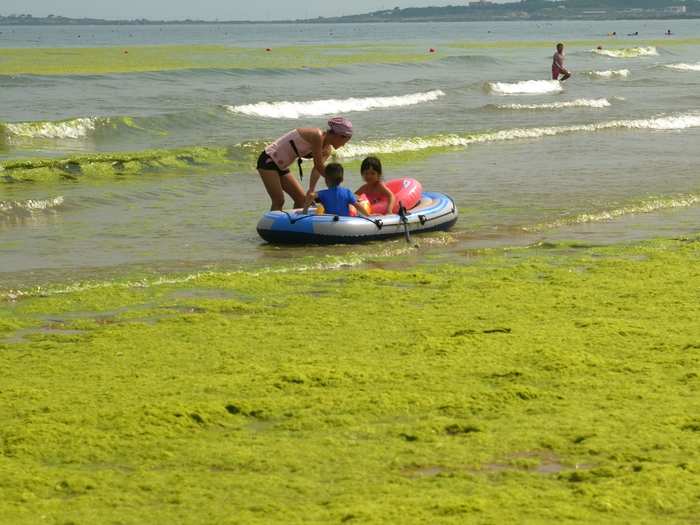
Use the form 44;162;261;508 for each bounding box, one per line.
256;117;353;211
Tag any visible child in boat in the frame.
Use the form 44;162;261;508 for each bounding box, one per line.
355;156;396;215
303;162;366;216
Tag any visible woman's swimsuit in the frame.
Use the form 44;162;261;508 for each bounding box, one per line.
257;130;313;177
256;150;290;176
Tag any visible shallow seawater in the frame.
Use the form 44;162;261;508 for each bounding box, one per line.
2;20;700;289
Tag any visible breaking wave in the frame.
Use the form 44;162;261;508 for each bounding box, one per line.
336;112;700;158
586;69;630;79
665;62;700;71
225;90;446;119
494;98;611;110
0;116;141;140
2;117;102;139
592;46;658;58
0;196;65;214
524;194;700;232
4;112;700;182
0;196;65;225
486;80;562;95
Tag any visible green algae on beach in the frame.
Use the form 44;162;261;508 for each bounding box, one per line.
0;44;439;76
1;237;699;523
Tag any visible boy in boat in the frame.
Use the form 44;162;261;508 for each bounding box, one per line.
552;43;571;81
303;163;368;216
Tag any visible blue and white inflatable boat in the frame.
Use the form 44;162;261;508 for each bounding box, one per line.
256;191;458;245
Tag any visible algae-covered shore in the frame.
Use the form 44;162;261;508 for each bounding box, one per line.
1;237;699;523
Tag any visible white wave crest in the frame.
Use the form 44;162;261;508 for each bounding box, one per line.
587;69;630;79
486;80;562;95
3;118;102;139
225;90;445;119
335;112;700;158
665;62;700;72
525;194;700;231
338;135;471;158
592;46;658;58
0;196;65;214
496;98;611;110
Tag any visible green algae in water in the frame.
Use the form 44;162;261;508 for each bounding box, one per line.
0;44;440;76
0;237;699;523
0;145;249;183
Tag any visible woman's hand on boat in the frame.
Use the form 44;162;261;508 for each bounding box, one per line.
302;191;316;213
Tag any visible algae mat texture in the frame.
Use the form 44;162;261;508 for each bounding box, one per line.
1;238;699;523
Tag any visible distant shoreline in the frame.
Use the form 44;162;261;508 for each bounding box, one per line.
1;13;699;26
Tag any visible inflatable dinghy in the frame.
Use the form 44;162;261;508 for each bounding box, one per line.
257;190;458;245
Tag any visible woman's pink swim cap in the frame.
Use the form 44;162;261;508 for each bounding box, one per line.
327;116;353;138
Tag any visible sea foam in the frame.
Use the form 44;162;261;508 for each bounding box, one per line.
665;62;700;71
495;98;611;110
0;196;65;215
225;90;445;119
486;80;562;95
335;112;700;158
592;46;658;58
525;194;700;231
587;69;630;79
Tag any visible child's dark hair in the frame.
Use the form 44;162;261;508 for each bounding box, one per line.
324;163;344;186
360;156;382;176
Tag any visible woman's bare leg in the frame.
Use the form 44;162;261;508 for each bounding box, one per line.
258;169;286;211
279;172;306;208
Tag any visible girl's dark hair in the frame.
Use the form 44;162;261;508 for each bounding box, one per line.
360;156;382;176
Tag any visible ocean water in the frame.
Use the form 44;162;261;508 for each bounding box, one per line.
1;20;700;290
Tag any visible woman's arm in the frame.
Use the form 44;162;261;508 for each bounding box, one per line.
298;128;330;193
302;191;318;214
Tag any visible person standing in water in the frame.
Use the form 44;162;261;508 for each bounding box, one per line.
552;43;571;81
256;117;353;211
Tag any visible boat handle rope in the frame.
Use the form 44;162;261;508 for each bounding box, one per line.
282;211;316;225
414;198;457;224
282;211;384;229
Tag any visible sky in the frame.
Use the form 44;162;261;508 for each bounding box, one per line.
1;0;513;21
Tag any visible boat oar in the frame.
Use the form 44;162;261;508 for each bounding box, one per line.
398;201;411;244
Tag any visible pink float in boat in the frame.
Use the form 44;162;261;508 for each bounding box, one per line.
366;177;423;215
